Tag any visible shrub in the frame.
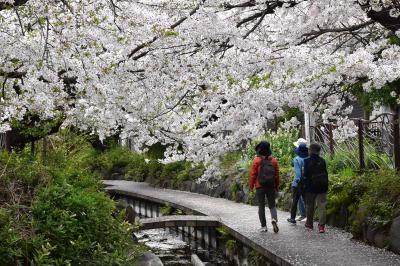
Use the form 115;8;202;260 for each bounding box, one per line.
32;180;135;265
93;146;148;181
358;170;400;228
327;169;400;237
147;159;164;181
0;130;147;264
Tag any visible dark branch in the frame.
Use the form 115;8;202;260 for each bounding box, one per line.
126;4;201;61
236;1;299;29
243;9;267;39
299;20;375;45
0;0;29;11
359;1;400;32
224;0;256;10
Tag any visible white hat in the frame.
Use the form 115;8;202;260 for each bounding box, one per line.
293;138;308;148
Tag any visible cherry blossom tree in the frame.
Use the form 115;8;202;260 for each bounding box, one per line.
1;0;399;177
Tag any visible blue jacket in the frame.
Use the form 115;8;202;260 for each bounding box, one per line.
291;156;308;188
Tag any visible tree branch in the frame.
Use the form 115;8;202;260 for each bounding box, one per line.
236;1;299;29
126;4;201;61
358;1;400;32
224;0;256;10
0;0;29;11
299;20;375;45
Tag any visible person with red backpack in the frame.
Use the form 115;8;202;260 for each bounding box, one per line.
249;141;280;233
303;143;329;233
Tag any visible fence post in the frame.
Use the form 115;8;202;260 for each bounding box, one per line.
328;124;335;157
4;131;11;152
358;119;365;170
393;108;400;171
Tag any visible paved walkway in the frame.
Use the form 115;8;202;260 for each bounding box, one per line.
104;180;400;266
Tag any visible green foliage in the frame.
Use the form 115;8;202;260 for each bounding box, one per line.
229;182;241;201
147;159;164;180
0;130;146;265
359;170;400;228
242;129;298;191
226;239;237;253
32;180;134;265
160;204;173;216
220;151;242;172
388;35;400;45
93;143;204;186
350;79;400;112
216;226;231;238
10;112;64;139
161;161;190;187
146;143;167;160
94;146;148;182
244;129;298;170
164;30;178;37
248;73;272;89
248;250;269;266
326;139;394;174
327;169;400;237
275;107;304;128
175;162;205;183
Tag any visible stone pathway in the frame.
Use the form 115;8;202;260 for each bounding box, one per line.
104;180;400;266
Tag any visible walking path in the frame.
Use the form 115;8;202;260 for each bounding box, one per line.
104;180;400;266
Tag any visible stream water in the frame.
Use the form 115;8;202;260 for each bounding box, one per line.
135;228;230;266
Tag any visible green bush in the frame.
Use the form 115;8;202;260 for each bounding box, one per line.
175;163;205;182
220;152;242;173
0;130;147;265
32;180;134;265
93;146;148;181
327;169;400;237
359;170;400;228
147;159;164;180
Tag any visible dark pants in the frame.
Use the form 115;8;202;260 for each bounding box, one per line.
305;192;327;226
256;187;278;227
290;186;304;220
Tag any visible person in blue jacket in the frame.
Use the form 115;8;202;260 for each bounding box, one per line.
287;139;308;225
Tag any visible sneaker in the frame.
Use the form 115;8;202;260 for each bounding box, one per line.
296;216;306;221
287;218;297;225
318;224;326;233
305;223;313;230
259;226;268;232
272;219;279;233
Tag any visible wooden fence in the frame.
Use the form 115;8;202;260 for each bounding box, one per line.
307;113;400;171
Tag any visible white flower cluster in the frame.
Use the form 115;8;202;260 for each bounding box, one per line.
1;0;399;181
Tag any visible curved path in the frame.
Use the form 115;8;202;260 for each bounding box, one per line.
104;180;400;266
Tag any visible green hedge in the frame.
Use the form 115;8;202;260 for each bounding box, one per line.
0;131;143;265
96;145;205;187
328;169;400;236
